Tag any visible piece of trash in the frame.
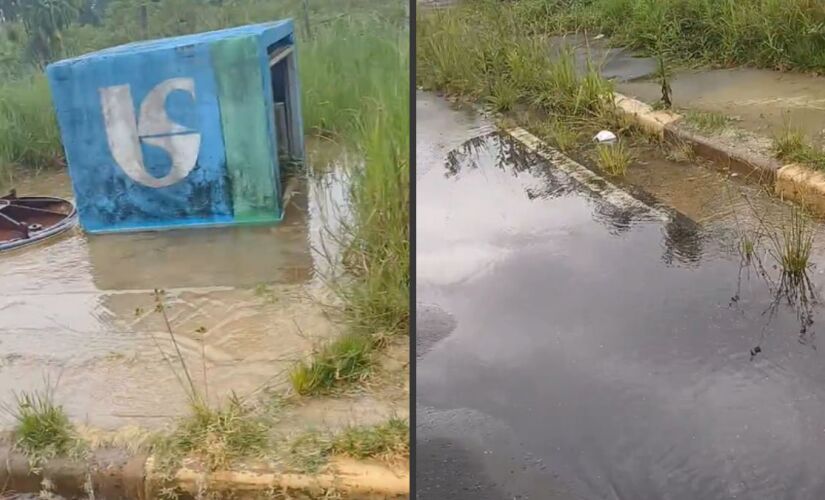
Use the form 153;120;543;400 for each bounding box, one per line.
594;34;605;40
750;345;762;360
731;172;739;177
593;130;617;144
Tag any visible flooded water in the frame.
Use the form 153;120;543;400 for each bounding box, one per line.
619;68;825;147
417;91;825;499
0;143;350;431
549;33;825;147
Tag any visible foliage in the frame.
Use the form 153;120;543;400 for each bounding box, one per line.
20;0;79;64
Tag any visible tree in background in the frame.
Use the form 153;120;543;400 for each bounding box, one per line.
20;0;79;65
0;0;21;22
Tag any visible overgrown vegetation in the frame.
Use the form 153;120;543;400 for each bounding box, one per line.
595;142;632;176
417;4;619;133
773;125;825;171
0;0;408;184
684;110;733;134
2;385;84;466
766;205;815;279
331;417;408;462
496;0;825;73
288;418;409;472
154;396;268;472
0;0;409;394
665;139;697;163
290;0;409;394
290;333;373;395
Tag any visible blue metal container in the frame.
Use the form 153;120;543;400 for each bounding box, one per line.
47;20;304;233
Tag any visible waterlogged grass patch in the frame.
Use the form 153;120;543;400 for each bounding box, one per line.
596;142;633;176
487;0;825;74
773;126;825;171
290;333;374;395
417;4;618;131
288;418;409;472
155;396;268;472
665;139;697;163
331;417;409;463
532;119;580;153
3;388;84;465
771;207;815;279
684;110;733;133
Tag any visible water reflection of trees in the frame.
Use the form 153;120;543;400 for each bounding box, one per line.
443;132;573;200
662;216;704;267
444;133;536;178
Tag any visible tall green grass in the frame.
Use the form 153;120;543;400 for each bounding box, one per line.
417;3;618;130
0;75;64;187
0;0;407;177
464;0;825;73
289;5;409;395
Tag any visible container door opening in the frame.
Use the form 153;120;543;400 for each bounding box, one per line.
268;45;299;164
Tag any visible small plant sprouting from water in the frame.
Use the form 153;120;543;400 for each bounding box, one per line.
596;141;632;176
151;289;198;402
734;193;819;349
766;205;815;279
665;139;696;163
149;291;269;473
739;232;756;266
655;52;672;110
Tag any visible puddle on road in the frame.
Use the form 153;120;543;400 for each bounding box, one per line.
0;141;352;431
418;91;825;499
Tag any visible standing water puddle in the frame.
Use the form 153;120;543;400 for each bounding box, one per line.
0;142;351;431
417;91;825;499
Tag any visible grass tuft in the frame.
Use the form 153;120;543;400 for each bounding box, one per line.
4;387;81;465
331;417;409;463
773;126;825;171
534;119;579;153
288;418;409;472
771;206;814;278
665;139;697;163
684;110;733;133
290;333;373;395
155;395;268;471
596;142;633;176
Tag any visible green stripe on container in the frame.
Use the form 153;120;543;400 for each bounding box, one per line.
211;36;280;221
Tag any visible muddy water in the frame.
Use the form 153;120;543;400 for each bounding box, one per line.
0;145;349;431
417;91;825;499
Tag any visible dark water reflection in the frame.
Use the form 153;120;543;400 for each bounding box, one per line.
418;92;825;500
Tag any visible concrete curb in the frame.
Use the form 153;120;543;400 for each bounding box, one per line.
613;92;823;211
0;446;408;499
613;93;680;138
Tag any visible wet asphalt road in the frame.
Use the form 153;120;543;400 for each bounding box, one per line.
416;91;825;500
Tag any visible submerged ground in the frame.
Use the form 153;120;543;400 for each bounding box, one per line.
0;142;406;436
417;91;825;499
